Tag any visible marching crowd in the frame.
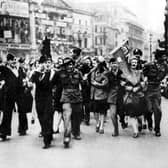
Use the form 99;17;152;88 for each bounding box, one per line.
0;47;167;149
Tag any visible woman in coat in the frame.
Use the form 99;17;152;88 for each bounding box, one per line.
121;56;146;138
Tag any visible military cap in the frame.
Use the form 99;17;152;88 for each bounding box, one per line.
154;49;166;60
133;48;143;56
18;57;25;63
72;47;82;56
39;56;47;64
63;56;74;65
109;57;117;63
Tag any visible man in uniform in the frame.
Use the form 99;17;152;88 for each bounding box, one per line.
143;49;167;136
52;56;83;148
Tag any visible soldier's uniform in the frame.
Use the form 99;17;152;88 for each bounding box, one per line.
52;57;83;147
143;52;167;136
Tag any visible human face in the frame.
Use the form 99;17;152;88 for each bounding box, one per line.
9;58;17;68
39;63;46;72
57;58;63;65
130;59;138;69
85;59;92;66
46;60;52;70
66;62;74;72
110;62;118;71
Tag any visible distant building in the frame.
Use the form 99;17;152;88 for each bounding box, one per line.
76;1;145;55
66;2;94;55
0;0;31;60
93;12;120;56
29;0;74;59
143;30;161;62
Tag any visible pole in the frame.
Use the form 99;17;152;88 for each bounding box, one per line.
149;33;152;62
164;0;168;54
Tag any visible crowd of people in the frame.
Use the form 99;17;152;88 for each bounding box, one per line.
0;46;167;149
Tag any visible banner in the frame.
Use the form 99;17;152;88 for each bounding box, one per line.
0;0;29;18
109;40;131;75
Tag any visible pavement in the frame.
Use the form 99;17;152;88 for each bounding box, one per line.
0;98;168;168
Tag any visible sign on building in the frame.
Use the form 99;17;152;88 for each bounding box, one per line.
0;0;29;18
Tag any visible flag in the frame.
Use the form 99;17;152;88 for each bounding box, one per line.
109;40;131;74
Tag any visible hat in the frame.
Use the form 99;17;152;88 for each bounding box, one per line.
18;57;25;63
72;47;82;56
39;56;47;64
154;49;166;60
7;53;15;61
133;48;143;56
109;57;117;63
63;56;74;65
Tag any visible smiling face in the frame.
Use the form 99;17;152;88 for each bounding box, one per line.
66;62;74;72
130;59;138;69
110;61;118;71
9;58;17;68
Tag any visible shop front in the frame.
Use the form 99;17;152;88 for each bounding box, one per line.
0;0;31;60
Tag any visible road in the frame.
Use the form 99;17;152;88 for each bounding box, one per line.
0;98;168;168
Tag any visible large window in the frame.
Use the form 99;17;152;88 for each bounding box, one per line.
84;38;87;48
0;16;30;44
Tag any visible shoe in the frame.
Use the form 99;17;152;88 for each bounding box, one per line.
0;134;7;141
155;132;161;137
96;126;99;133
39;132;43;138
148;127;153;132
85;121;90;126
132;133;139;138
74;135;82;140
19;132;27;136
99;129;104;134
138;126;142;132
42;144;50;149
121;122;128;129
53;129;60;134
64;137;70;148
112;132;119;137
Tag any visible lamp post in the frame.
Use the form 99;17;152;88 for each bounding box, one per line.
149;33;153;62
164;0;168;53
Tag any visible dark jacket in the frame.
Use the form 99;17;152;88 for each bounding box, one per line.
52;69;83;103
90;68;108;100
17;67;33;113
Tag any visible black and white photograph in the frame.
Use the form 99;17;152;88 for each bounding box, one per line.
0;0;167;168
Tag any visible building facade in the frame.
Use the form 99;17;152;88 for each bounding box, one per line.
93;12;120;56
71;9;94;54
0;0;31;60
29;0;74;59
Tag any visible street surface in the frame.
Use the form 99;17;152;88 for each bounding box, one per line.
0;98;168;168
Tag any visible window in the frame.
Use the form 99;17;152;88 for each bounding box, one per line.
95;37;98;45
79;19;81;25
103;37;106;45
95;25;98;32
84;38;87;48
100;49;103;56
